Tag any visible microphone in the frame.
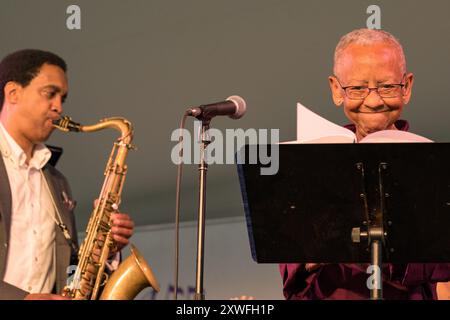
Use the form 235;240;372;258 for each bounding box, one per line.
187;95;247;120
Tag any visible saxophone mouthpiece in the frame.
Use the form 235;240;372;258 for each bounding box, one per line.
53;116;82;132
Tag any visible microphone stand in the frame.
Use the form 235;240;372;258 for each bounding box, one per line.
187;97;245;300
194;118;210;300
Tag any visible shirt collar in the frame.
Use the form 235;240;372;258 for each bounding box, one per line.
0;122;51;170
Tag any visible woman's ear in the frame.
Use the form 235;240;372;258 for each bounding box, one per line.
328;76;344;107
402;72;414;105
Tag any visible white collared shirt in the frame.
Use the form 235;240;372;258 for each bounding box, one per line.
0;122;57;293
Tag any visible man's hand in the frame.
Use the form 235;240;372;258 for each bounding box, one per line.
110;213;134;253
24;293;71;300
93;200;135;254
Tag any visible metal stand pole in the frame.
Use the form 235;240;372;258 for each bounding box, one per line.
352;162;388;300
194;122;210;300
370;239;382;300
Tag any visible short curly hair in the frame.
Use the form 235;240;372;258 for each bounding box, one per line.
334;28;406;77
0;49;67;111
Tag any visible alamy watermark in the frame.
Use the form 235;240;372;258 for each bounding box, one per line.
367;5;381;30
366;265;382;290
66;5;81;30
170;120;280;175
66;265;81;289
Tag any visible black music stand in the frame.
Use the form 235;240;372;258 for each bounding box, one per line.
237;143;450;299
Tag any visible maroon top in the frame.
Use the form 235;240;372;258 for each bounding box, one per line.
279;120;450;300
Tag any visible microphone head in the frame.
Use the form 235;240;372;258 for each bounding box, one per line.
226;95;247;119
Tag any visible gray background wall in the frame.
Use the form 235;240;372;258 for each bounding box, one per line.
1;0;449;246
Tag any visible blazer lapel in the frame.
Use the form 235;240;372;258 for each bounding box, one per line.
0;157;12;242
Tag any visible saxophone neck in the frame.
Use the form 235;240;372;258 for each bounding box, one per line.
53;116;134;146
84;117;134;146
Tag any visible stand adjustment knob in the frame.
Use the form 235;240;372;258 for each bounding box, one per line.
351;227;361;243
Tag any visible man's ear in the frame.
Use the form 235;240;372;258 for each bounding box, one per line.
402;72;414;105
3;81;21;105
328;76;344;107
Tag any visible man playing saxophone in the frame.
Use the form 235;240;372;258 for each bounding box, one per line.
0;49;135;300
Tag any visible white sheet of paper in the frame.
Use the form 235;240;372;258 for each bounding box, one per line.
360;130;434;143
281;102;356;144
296;102;356;142
280;102;434;144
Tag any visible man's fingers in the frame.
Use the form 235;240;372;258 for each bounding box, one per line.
111;214;134;227
112;219;134;230
112;234;130;246
111;226;133;238
25;293;71;300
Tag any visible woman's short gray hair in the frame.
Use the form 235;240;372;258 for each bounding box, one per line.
333;28;407;76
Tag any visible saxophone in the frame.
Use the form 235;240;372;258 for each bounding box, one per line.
53;116;160;300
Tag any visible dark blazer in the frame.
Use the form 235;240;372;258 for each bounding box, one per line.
0;151;78;299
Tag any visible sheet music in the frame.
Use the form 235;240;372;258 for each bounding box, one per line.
360;130;433;143
296;102;356;142
281;102;434;144
281;102;356;144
